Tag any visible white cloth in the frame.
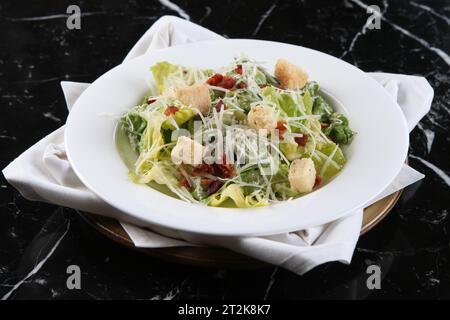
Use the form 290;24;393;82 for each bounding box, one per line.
2;16;431;275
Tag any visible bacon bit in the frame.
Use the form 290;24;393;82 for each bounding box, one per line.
191;164;214;177
235;64;243;75
147;98;156;104
191;161;235;179
218;76;236;89
321;122;330;129
191;169;204;177
225;164;236;177
276;120;287;139
214;100;226;112
295;134;308;147
164;106;179;116
207;74;236;89
236;82;247;89
207;73;224;85
214;163;236;178
258;84;268;89
314;176;322;188
179;176;190;188
200;178;215;186
207;180;224;196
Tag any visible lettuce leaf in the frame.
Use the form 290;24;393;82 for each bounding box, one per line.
272;163;299;198
313;142;346;180
302;89;313;115
260;86;300;117
273;183;299;198
162;106;197;130
321;113;355;145
121;110;148;151
130;111;166;176
255;68;279;86
306;81;319;96
151;62;179;94
280;142;301;161
150;61;213;94
312;96;333;117
260;85;314;118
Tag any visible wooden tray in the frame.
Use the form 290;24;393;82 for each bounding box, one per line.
79;190;402;268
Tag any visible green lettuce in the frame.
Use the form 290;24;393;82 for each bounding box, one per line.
302;89;313;114
280;142;302;161
313;142;346;180
162;106;197;130
272;163;299;198
121;110;147;151
150;62;179;94
150;61;213;94
321;113;355;145
260;85;314;117
261;86;300;117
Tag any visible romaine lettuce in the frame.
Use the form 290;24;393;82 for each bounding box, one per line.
151;61;213;94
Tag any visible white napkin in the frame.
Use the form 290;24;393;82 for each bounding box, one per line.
2;16;431;275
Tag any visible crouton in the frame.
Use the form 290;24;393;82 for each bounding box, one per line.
288;158;316;193
275;59;309;89
171;136;204;165
175;83;211;114
247;105;277;132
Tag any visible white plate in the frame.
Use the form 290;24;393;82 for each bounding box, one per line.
65;39;408;237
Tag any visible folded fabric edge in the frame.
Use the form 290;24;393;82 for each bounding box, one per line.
2;161;44;202
60;81;90;111
283;241;357;275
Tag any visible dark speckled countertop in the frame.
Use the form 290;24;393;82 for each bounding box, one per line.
0;0;449;300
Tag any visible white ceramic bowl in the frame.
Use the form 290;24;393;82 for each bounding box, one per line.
65;39;409;237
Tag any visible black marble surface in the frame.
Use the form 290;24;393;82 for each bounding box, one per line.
0;0;449;300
